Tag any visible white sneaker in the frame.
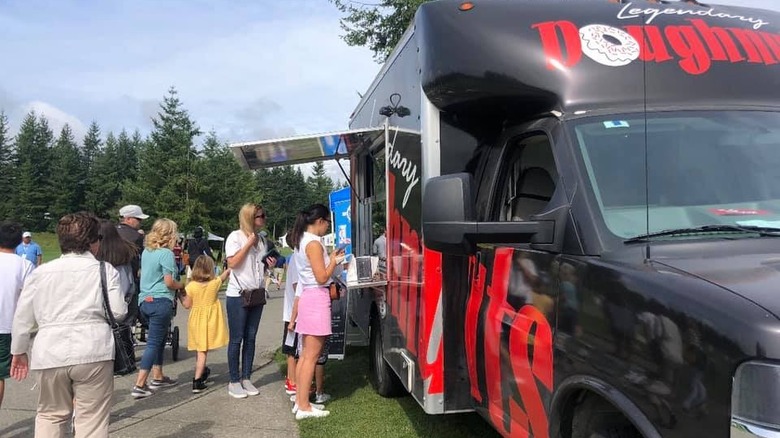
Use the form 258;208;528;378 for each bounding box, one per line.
295;408;330;420
241;379;260;396
314;392;331;403
291;402;325;414
228;382;248;399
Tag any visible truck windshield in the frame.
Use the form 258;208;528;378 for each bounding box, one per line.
571;111;780;240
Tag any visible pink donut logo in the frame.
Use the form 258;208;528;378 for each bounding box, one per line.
579;24;640;67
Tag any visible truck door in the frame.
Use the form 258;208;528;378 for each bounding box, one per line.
466;128;559;438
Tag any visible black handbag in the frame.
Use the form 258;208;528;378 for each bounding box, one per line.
231;271;266;308
100;261;137;376
240;287;267;308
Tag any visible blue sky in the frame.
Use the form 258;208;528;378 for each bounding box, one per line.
0;0;777;151
0;0;378;145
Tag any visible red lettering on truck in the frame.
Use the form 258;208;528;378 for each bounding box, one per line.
421;247;444;394
387;172;444;394
533;18;780;75
467;248;554;437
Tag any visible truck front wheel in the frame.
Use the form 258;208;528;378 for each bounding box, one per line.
572;395;642;438
369;312;405;397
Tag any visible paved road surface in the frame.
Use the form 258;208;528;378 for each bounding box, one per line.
0;284;298;438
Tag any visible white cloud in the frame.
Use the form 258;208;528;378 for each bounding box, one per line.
66;12;378;142
0;2;380;154
20;101;88;141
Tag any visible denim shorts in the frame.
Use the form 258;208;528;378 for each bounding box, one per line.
0;334;11;379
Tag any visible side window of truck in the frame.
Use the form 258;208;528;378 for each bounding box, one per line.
497;134;558;222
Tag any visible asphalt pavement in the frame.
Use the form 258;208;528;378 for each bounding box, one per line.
0;283;299;438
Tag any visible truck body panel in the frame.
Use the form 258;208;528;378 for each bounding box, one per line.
232;1;780;436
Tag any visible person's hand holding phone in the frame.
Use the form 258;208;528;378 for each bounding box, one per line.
331;245;346;265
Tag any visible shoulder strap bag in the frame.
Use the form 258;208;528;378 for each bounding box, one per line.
328;276;346;301
100;261;137;376
231;268;266;308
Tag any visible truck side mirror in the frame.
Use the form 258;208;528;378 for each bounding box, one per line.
423;173;558;255
422;173;478;254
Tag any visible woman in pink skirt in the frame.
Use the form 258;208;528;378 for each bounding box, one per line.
287;204;344;420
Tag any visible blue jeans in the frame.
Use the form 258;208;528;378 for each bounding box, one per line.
138;298;173;371
226;296;264;382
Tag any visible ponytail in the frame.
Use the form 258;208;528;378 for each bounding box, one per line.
289;203;331;250
289;212;308;250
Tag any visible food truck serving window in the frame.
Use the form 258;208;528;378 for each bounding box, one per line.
572;111;780;240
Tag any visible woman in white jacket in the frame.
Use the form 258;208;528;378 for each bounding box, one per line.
10;212;127;438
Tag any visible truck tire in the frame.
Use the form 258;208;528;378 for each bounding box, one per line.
572;395;642;438
369;313;405;397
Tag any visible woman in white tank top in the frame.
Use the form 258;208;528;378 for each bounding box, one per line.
287;204;344;420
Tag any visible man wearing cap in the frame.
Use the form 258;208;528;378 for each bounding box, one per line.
15;232;43;268
118;205;148;326
117;205;148;252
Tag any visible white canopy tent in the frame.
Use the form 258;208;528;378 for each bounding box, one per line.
206;232;224;242
278;233;334;248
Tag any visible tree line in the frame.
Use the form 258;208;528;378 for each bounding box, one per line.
0;87;337;239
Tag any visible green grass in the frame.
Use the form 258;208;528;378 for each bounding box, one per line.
31;232;61;263
276;347;501;438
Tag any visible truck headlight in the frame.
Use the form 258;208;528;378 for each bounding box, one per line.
732;361;780;437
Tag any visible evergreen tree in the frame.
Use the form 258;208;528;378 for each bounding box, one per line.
49;125;83;222
257;165;310;238
14;112;54;230
307;161;335;206
116;129;138;183
86;132;122;217
0;112;16;219
195;132;258;237
82;121;101;172
81;122;103;212
122;87;202;230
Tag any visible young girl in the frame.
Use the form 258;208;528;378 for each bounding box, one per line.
181;255;230;393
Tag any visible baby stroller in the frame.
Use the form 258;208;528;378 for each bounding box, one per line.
168;295;181;361
132;292;182;362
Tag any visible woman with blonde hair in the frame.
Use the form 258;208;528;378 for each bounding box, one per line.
224;203;276;398
131;218;184;399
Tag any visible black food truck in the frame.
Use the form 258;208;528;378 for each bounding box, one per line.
231;1;780;437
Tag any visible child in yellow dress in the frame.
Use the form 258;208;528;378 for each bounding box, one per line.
181;255;230;393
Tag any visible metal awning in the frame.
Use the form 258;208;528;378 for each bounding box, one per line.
230;127;386;170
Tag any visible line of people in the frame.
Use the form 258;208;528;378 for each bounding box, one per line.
3;213;128;437
0;201;343;436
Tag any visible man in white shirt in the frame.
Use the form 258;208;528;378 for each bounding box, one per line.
0;222;34;408
372;228;387;261
282;256;300;395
